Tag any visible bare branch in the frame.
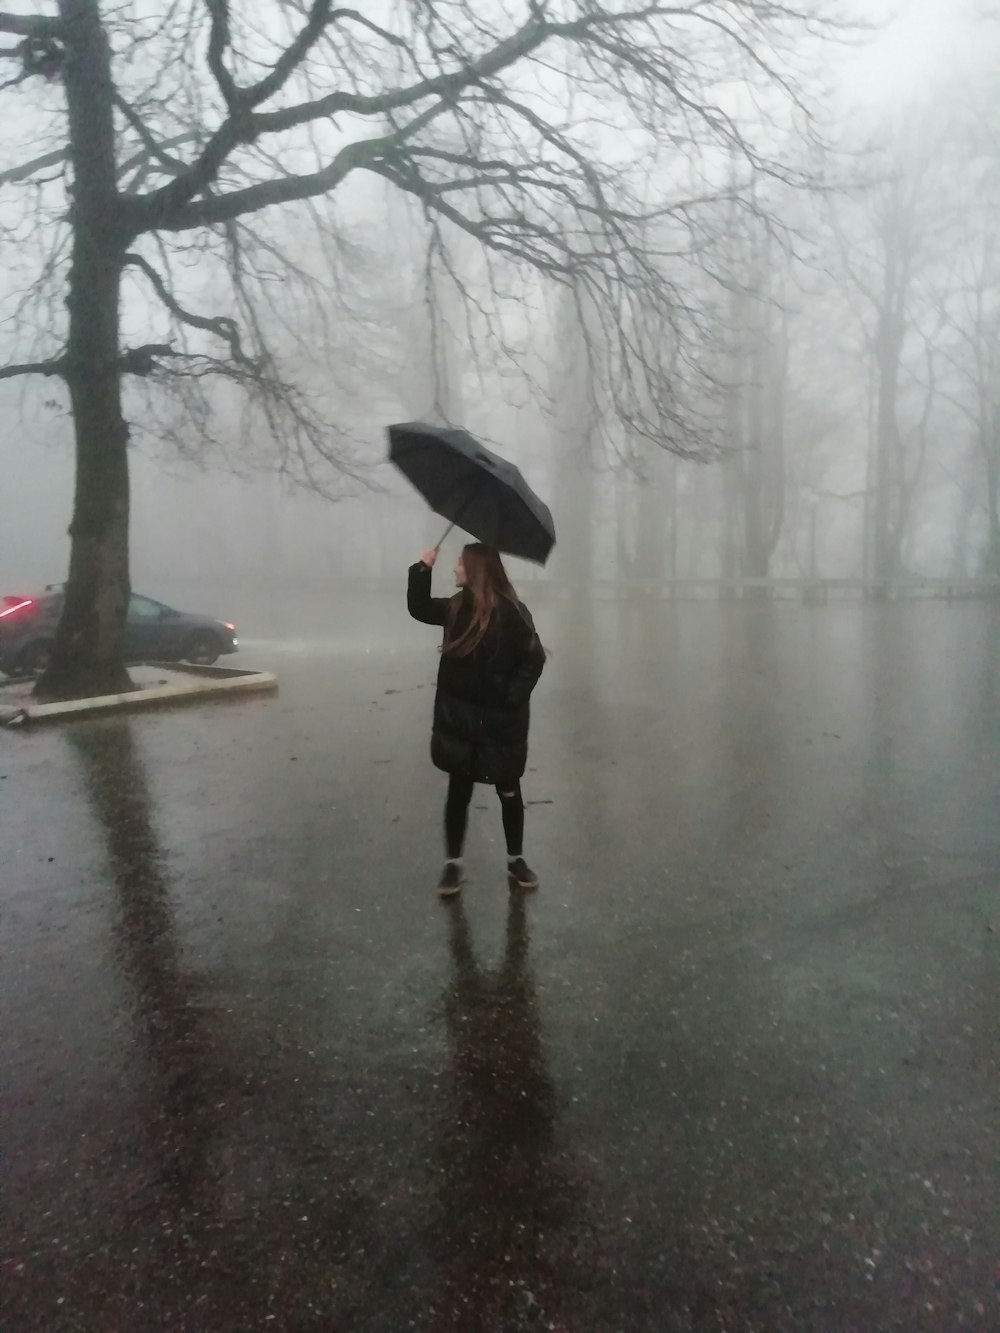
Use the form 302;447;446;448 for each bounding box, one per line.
0;63;27;92
138;9;550;227
0;133;200;191
326;8;409;51
204;0;238;110
244;0;331;109
150;100;451;230
366;157;571;279
119;132;203;194
113;93;188;174
119;343;174;374
123;251;248;360
0;146;66;187
0;356;64;381
255;10;548;132
0;12;62;40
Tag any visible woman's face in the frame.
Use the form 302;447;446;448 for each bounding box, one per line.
454;553;468;587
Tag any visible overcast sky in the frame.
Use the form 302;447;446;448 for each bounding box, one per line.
842;0;985;107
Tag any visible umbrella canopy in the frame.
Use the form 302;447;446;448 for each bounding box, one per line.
388;422;556;565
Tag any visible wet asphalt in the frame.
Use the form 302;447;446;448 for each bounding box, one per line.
1;595;998;1331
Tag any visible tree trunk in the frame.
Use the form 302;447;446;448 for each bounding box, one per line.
549;286;599;592
35;0;132;701
873;346;900;584
740;263;769;583
871;231;910;586
983;446;1000;577
555;417;598;587
39;270;133;702
634;446;670;584
861;352;877;583
666;457;679;580
721;248;746;589
742;466;768;578
720;458;741;585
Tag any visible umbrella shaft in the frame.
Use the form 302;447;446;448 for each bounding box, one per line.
436;478;485;551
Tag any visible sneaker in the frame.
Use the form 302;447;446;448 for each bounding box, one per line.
507;857;539;891
437;862;464;897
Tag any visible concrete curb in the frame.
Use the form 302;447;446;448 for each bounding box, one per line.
1;664;277;727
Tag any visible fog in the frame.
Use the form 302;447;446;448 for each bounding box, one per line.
4;9;1000;1323
2;1;999;635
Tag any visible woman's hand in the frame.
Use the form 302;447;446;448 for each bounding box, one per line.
419;548;438;568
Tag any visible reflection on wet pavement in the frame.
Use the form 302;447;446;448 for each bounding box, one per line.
429;894;584;1329
1;599;998;1329
69;724;222;1206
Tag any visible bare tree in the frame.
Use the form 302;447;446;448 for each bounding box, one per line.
826;119;952;585
548;280;601;591
718;209;790;583
1;0;838;698
924;106;1000;576
613;441;680;586
932;227;1000;572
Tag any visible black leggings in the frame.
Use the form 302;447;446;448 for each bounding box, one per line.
445;774;524;859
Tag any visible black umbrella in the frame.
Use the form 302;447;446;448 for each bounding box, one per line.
388;421;556;565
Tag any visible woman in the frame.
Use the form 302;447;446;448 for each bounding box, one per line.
408;543;546;897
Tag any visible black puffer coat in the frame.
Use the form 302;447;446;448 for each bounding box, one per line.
408;562;545;786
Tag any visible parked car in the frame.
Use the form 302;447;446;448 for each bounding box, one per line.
0;589;238;677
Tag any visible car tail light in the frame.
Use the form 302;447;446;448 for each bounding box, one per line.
225;622;236;632
0;598;34;620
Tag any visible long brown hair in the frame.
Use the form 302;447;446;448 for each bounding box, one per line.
444;543;519;657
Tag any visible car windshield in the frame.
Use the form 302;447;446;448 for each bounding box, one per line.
128;595;165;620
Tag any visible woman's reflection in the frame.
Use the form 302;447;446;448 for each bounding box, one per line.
431;894;582;1329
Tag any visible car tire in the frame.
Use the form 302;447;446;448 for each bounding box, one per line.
19;639;54;676
183;632;221;667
